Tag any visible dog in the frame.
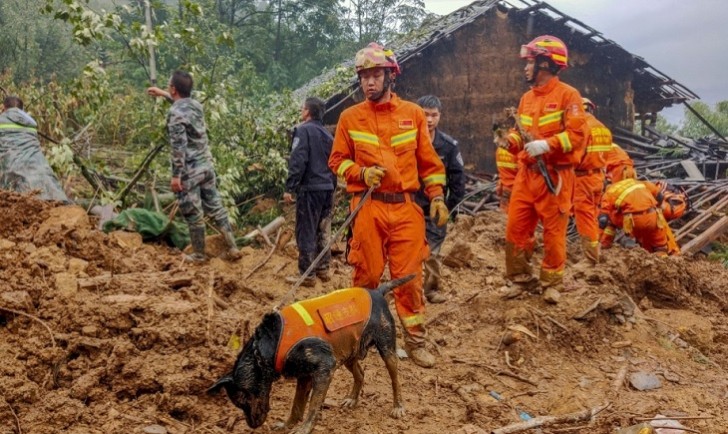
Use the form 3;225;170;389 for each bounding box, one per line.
208;274;414;434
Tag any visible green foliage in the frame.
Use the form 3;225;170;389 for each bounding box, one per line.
8;0;430;230
680;100;728;139
708;243;728;269
653;114;679;136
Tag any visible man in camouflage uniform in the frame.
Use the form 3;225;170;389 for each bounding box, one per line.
147;70;241;262
0;96;70;203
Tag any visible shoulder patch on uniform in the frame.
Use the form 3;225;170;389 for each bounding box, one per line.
456;152;464;166
399;119;414;129
544;102;558;112
291;137;300;151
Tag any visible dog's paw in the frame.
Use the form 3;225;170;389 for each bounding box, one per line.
390;405;406;419
341;397;359;408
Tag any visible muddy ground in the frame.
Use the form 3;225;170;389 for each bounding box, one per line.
1;190;727;434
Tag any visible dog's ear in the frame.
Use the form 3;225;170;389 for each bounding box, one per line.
207;373;235;395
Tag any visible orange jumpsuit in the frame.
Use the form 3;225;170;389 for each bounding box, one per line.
496;146;519;212
604;143;634;184
600;179;680;256
505;76;588;289
573;112;610;264
328;93;446;346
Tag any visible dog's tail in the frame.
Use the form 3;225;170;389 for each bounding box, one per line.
376;274;416;296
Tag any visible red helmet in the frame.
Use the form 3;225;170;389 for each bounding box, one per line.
582;98;596;113
661;190;689;221
355;42;401;75
520;35;568;69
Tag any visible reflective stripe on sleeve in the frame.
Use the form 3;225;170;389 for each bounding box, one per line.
556;131;572;152
423;174;446;186
337;159;355;177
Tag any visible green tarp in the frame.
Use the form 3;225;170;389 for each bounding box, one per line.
102;208;189;249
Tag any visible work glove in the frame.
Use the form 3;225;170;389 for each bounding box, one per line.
598;213;609;230
524;139;550;157
361;166;386;188
430;196;449;227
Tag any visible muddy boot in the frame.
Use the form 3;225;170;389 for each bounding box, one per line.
425;290;447;304
185;226;207;263
300;275;316;287
542;287;561;304
221;225;243;260
540;269;563;304
403;325;435;368
581;236;600;266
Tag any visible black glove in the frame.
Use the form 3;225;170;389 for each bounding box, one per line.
598;213;609;230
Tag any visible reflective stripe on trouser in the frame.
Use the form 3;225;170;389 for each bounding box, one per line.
295;190;334;274
506;167;574;287
573;171;604;263
178;165;231;230
423;215;447;293
347;195;429;345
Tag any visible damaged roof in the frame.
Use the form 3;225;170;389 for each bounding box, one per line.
300;0;698;113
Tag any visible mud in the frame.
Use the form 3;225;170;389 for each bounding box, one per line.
1;190;726;434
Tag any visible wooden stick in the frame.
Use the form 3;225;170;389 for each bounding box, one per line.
256;225;273;248
0;306;56;348
244;228;283;280
205;272;215;345
490;402;611;434
3;399;22;434
634;416;714;421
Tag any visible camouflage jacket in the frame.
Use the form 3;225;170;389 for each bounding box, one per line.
166;98;213;178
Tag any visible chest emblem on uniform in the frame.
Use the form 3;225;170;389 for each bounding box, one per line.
544;103;558;112
399;119;414;129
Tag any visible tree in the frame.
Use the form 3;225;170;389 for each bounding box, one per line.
680;100;728;139
0;0;91;82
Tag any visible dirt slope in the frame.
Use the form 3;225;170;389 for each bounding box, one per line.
1;191;727;434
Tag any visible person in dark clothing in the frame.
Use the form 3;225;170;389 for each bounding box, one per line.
283;97;336;287
415;95;466;303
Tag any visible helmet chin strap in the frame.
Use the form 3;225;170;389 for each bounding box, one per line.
363;69;393;102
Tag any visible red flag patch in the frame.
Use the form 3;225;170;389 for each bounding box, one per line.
399;119;414;129
544;103;558;112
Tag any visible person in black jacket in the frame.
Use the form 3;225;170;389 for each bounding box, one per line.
283;97;336;287
416;95;466;303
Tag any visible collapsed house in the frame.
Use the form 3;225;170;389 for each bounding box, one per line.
302;0;698;173
298;0;728;254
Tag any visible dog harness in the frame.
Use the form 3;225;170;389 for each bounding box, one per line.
275;287;373;373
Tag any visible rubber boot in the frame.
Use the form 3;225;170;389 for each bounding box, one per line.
403;325;435;368
423;257;446;304
540;269;564;304
221;224;243;260
185;226;207;263
581;236;600;265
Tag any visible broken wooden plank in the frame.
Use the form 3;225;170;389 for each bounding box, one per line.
680;215;728;255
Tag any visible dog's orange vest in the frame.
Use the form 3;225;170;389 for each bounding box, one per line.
275;287;373;373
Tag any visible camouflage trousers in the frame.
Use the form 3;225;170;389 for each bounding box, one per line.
177;165;231;231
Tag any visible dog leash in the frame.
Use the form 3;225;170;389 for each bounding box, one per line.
274;184;376;311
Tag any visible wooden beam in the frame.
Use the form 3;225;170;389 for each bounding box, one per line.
681;216;728;255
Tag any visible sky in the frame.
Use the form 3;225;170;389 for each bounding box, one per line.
423;0;728;125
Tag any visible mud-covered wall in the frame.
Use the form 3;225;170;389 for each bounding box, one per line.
327;7;641;173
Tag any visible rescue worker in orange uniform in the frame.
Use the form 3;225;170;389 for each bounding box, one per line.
604;142;635;184
496;146;518;212
573;98;611;264
328;43;448;368
501;35;588;303
599;175;680;256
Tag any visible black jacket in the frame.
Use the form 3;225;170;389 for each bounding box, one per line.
416;129;466;215
285;120;336;193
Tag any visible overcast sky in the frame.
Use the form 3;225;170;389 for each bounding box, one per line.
423;0;727;125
